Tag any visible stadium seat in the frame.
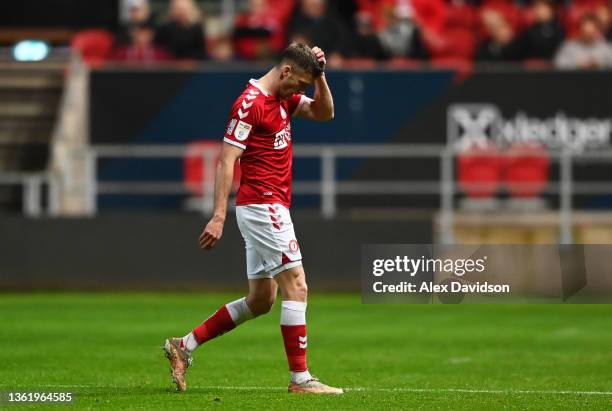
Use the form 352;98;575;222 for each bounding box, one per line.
457;143;502;199
503;143;550;199
434;28;477;60
563;2;605;37
184;140;241;196
445;3;478;31
70;29;114;66
411;0;447;34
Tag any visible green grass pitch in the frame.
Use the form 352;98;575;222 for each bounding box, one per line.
2;292;612;410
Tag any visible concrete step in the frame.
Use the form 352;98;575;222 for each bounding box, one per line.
0;102;58;117
0;74;63;90
0;129;52;144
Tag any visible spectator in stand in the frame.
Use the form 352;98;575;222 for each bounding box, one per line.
352;11;388;60
476;10;523;62
519;0;564;60
378;1;429;59
288;0;351;63
116;0;154;46
112;20;171;63
155;0;207;60
595;3;612;40
555;13;612;69
233;0;284;60
210;36;234;61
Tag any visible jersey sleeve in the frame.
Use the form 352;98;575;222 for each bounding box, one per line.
223;95;261;150
287;93;312;117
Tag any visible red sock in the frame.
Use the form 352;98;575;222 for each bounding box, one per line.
192;305;236;344
281;325;308;371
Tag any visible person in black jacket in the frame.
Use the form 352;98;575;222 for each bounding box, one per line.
351;11;388;60
519;0;564;60
155;0;207;60
288;0;351;61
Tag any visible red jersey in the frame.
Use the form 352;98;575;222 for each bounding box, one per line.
223;79;309;208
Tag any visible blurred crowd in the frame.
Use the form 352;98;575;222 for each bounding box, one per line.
76;0;612;69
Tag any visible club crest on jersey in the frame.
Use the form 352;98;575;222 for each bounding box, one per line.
226;118;237;135
280;106;287;119
274;124;291;150
234;120;252;141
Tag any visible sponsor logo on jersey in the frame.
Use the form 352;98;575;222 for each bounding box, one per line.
234;120;252;141
274;124;291;150
226;118;237;135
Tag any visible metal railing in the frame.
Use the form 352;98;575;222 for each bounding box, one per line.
79;144;612;244
0;172;60;217
86;143;448;217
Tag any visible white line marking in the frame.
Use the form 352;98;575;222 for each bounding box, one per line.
4;384;612;396
348;387;612;396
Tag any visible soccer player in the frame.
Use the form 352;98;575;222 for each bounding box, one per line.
163;43;342;394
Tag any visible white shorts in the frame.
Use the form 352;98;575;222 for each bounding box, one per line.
236;203;303;279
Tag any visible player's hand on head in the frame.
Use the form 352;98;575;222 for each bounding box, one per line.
199;216;224;250
312;46;326;72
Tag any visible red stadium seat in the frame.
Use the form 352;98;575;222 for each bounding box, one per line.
445;3;478;31
503;143;550;199
427;27;476;62
184;140;241;196
267;0;296;24
411;0;447;34
457;143;502;199
71;29;114;65
445;28;477;59
563;2;605;37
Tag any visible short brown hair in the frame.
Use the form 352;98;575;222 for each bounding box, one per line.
278;43;322;78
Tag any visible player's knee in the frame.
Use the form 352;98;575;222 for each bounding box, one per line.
251;300;274;316
247;293;276;316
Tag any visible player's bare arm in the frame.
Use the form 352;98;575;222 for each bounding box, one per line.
296;46;334;121
198;143;243;250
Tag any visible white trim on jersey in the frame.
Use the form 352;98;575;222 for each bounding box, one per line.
249;79;270;96
293;94;313;117
223;137;246;150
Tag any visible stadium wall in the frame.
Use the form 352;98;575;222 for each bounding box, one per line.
0;213;431;291
90;68;612;210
